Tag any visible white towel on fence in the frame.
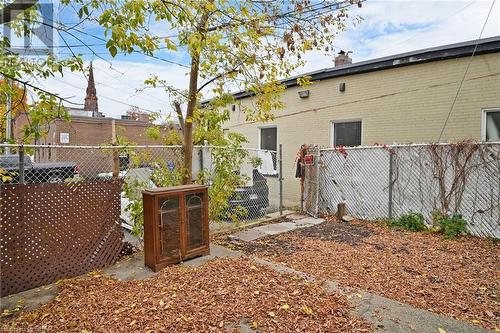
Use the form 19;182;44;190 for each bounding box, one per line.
257;150;277;175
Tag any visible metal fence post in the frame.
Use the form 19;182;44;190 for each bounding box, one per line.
199;145;204;173
388;152;394;219
315;147;321;217
279;143;283;215
18;144;25;184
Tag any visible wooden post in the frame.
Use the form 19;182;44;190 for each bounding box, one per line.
336;202;346;220
112;119;120;178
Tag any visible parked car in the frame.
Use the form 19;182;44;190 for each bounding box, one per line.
227;169;269;218
0;154;79;184
119;167;270;230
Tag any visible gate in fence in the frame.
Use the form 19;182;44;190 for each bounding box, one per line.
303;142;500;238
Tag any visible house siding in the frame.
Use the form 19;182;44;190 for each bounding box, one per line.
224;53;500;207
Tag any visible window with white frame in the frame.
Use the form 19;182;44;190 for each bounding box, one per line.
331;120;362;147
259;127;277;151
483;109;500;142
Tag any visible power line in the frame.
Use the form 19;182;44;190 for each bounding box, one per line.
437;0;496;142
38;75;162;114
0;71;84;106
376;0;479;55
60;67;170;110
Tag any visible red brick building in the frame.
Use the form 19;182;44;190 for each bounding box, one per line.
12;63;180;177
14;62;177;146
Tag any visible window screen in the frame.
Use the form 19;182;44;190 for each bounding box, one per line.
260;127;277;151
485;110;500;142
333;121;361;147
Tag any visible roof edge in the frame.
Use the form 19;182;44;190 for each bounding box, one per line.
229;36;500;101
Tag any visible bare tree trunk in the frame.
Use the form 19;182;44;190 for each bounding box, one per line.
181;12;209;184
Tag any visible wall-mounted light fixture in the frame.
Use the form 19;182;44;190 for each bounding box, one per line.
298;90;310;98
231;104;236;112
339;82;346;92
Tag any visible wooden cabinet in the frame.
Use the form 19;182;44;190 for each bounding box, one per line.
143;184;209;271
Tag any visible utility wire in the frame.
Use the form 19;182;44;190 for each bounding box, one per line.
0;71;84;106
437;0;496;142
41;75;161;114
376;0;479;55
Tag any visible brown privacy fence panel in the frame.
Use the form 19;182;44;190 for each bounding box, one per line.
0;180;123;296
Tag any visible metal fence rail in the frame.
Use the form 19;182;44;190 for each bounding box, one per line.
0;144;283;226
307;142;500;238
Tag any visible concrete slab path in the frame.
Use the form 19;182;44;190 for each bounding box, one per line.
230;214;325;241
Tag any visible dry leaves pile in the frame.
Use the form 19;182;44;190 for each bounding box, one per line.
222;219;499;330
1;257;371;333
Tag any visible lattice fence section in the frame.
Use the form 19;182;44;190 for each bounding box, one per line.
317;143;500;238
0;180;123;296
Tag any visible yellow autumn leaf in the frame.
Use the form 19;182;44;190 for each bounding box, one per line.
438;328;446;333
280;303;290;310
301;306;313;315
250;321;258;330
268;311;275;317
130;320;136;325
159;299;164;307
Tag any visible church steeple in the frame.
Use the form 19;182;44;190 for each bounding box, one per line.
84;62;99;114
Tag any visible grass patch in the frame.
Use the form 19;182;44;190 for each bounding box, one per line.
432;212;467;239
385;212;427;232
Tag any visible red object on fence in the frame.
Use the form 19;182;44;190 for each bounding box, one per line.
304;154;314;165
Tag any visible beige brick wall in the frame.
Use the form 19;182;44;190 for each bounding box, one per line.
224;53;500;207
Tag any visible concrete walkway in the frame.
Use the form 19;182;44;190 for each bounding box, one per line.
230;214;324;241
1;216;493;332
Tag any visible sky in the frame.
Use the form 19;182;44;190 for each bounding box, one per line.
11;0;500;119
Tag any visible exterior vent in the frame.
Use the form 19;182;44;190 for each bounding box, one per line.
298;90;310;98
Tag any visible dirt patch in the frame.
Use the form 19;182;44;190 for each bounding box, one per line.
215;217;373;255
220;218;499;330
294;220;373;244
1;257;371;333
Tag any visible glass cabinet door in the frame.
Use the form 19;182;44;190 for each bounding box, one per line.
186;193;204;250
159;197;180;258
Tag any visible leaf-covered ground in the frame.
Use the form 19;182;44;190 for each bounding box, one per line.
216;218;500;330
1;257;371;333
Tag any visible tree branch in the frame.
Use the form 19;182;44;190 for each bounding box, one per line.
173;101;185;134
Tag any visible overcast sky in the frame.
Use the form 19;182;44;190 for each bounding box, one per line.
27;0;500;119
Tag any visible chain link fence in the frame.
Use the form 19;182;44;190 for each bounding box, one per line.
0;144;283;229
304;142;500;238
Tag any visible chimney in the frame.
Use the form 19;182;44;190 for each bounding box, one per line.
334;50;352;67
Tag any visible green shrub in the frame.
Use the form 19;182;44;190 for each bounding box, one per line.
435;214;467;238
386;212;427;232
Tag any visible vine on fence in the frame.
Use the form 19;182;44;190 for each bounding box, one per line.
428;141;481;216
319;141;499;238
